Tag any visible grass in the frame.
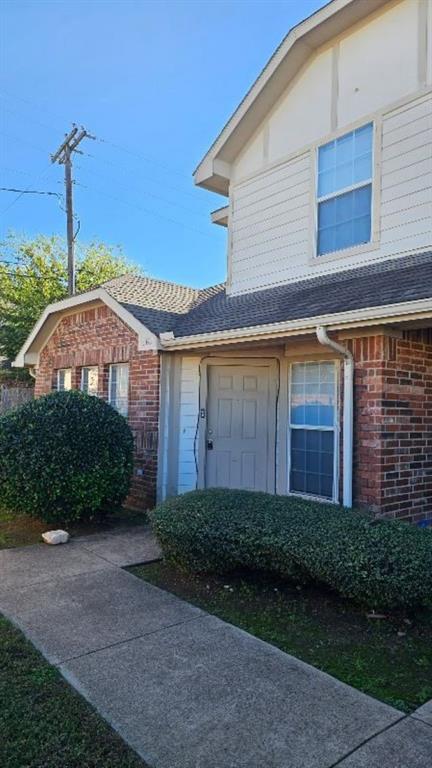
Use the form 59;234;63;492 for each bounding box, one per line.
0;615;148;768
0;506;148;549
131;561;432;714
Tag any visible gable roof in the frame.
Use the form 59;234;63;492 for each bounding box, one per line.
194;0;389;194
13;252;432;367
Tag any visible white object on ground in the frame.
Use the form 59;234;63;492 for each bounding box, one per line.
42;530;70;545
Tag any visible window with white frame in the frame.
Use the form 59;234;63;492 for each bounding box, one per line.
316;122;373;257
57;368;72;391
80;366;98;396
289;361;337;500
108;363;129;417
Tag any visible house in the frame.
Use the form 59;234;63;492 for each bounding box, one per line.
14;0;432;522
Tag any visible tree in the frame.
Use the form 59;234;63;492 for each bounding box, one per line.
0;234;141;361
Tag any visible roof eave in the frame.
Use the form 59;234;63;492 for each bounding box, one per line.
159;298;432;350
194;0;389;194
13;288;160;369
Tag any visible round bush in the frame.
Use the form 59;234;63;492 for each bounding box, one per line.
151;489;432;610
0;390;134;524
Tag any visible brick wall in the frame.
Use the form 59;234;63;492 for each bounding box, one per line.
36;304;160;510
348;329;432;523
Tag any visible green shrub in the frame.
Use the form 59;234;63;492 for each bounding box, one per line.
151;489;432;610
0;390;134;524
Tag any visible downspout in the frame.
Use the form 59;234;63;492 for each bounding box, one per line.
28;366;37;380
316;326;353;508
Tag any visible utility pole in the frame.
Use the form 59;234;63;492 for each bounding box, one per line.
51;125;95;296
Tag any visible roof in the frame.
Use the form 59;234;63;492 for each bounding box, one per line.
13;252;432;368
103;252;432;340
103;274;224;335
194;0;388;193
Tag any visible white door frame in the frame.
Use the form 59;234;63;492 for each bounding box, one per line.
197;357;279;492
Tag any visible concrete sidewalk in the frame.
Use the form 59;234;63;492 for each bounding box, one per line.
1;529;431;768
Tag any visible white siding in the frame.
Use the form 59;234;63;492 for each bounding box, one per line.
229;92;432;295
231;0;426;184
177;356;200;493
337;0;419;126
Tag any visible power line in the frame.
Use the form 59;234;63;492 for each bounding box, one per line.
0;167;56;214
77;164;209;219
0;269;67;284
96;136;190;180
0;186;61;197
75;181;213;239
0;91;194;182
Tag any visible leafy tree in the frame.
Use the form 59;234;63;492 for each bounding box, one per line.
0;234;141;361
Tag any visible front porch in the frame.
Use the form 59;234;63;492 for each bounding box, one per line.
157;325;432;523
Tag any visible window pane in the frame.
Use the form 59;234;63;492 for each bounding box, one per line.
57;369;71;391
290;429;334;499
290;362;335;428
318;122;372;198
81;366;98;395
318;184;371;256
355;122;373;155
109;364;128;417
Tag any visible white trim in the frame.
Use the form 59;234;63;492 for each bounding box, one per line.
210;206;229;226
160;297;432;349
231;87;431;190
194;0;390;190
12;287;160;368
313;120;376;261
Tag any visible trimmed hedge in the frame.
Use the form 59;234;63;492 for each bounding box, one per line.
151;489;432;610
0;390;133;524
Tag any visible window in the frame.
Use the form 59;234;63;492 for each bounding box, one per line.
81;366;98;396
316;122;373;256
57;368;72;391
108;363;129;417
289;361;337;500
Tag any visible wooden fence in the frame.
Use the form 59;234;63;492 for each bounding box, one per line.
0;385;34;415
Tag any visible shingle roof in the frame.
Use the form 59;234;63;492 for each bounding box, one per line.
103;252;432;339
103;274;215;335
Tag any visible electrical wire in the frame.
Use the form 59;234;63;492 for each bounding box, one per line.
0;187;60;196
74;180;213;239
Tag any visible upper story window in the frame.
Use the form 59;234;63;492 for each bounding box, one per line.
108;363;129;417
316;122;373;257
81;366;98;396
57;368;72;391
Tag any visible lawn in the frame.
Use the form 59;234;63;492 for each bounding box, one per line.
131;561;432;713
0;506;148;549
0;615;148;768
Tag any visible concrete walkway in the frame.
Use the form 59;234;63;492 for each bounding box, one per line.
0;528;431;768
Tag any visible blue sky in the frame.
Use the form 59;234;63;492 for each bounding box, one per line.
1;0;323;287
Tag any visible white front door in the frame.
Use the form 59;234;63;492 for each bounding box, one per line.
205;365;275;492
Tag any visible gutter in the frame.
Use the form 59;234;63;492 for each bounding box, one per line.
316;326;353;508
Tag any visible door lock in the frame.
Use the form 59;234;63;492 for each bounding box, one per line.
207;440;213;450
